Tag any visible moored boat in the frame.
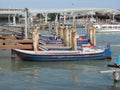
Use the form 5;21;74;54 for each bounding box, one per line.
39;33;89;45
108;56;120;68
12;43;111;61
93;24;120;33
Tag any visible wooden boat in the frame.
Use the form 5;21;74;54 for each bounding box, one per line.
40;34;89;45
12;44;111;61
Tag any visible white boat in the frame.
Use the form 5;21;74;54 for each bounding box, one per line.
93;24;120;33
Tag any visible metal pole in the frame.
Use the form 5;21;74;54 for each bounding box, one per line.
64;12;66;24
112;13;115;22
8;15;11;25
55;13;59;35
24;8;28;39
13;14;16;25
45;13;48;24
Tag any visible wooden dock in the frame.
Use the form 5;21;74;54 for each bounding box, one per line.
0;36;33;50
0;35;65;50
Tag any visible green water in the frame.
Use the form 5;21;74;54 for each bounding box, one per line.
0;33;120;90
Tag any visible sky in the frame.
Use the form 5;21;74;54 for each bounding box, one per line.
0;0;119;10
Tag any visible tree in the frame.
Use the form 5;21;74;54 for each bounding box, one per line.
47;13;57;21
36;13;44;19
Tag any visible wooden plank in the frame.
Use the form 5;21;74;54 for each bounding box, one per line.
0;45;33;50
0;36;16;39
44;44;65;46
100;69;120;73
0;39;33;43
0;36;32;39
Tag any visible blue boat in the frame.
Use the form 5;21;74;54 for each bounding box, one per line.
40;34;89;45
108;56;120;68
12;44;111;61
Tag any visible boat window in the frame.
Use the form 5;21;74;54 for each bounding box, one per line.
108;26;112;28
113;26;117;29
102;26;107;29
118;26;120;29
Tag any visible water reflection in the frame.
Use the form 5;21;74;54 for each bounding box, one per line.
10;58;110;72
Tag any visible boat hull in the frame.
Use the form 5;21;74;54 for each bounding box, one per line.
13;49;111;61
108;64;120;68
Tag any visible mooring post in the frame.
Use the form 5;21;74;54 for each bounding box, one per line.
32;26;39;53
59;26;64;40
100;69;120;82
63;26;69;46
71;27;77;50
11;49;15;59
89;27;93;45
57;26;60;37
113;71;119;82
93;27;96;46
